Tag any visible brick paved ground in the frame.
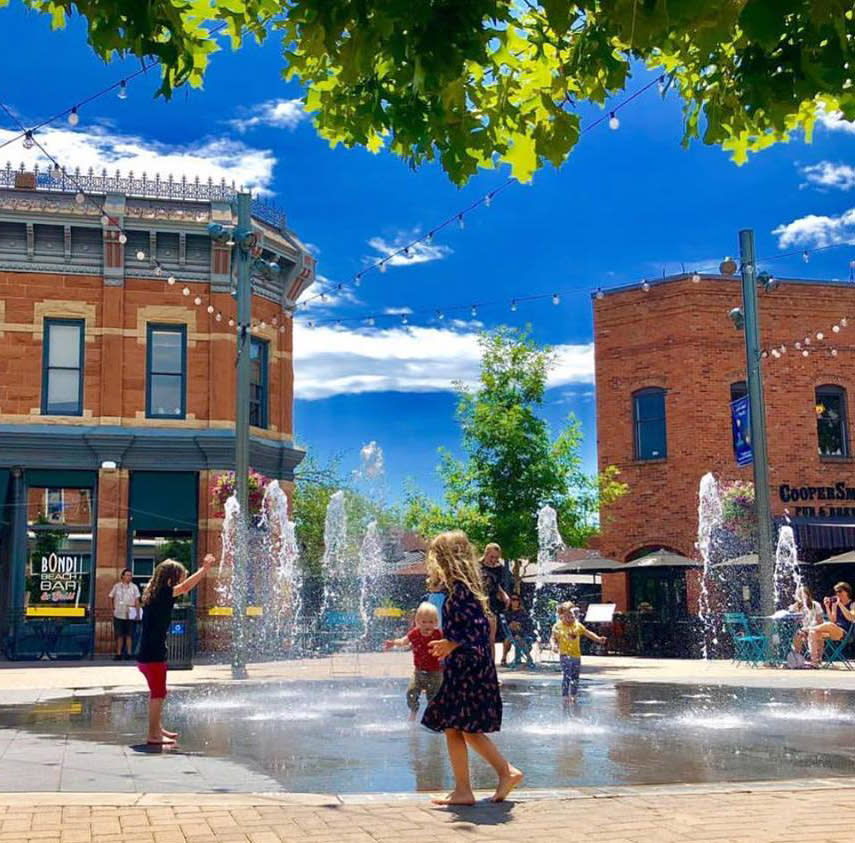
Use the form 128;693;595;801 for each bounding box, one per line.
0;780;853;842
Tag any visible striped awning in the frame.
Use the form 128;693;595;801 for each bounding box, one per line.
790;518;855;551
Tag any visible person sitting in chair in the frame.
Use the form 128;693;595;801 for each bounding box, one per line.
502;594;536;668
789;585;823;662
807;582;855;667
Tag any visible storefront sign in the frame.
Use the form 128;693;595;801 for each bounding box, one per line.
32;553;87;604
779;482;855;518
731;396;752;466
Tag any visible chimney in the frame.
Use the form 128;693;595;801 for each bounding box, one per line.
14;171;35;190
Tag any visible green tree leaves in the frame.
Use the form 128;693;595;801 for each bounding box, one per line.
11;2;855;183
404;327;627;563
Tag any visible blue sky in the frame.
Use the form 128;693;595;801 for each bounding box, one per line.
4;7;855;502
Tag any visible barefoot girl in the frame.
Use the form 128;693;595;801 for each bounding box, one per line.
422;531;523;805
137;554;213;745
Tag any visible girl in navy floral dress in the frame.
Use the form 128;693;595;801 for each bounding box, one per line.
422;531;523;805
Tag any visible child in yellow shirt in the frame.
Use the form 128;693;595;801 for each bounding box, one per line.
551;602;606;703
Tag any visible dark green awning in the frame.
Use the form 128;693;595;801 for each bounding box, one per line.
129;471;198;533
26;469;96;489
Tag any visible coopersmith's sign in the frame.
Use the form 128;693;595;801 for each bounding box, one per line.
779;482;855;518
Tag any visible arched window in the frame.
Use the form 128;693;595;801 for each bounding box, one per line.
816;385;849;457
633;388;666;460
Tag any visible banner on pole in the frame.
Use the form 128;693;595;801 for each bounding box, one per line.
731;395;753;466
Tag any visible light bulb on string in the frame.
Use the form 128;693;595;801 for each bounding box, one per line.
260;321;266;329
354;273;362;287
118;232;127;245
68;107;79;126
552;293;560;305
379;261;387;274
761;350;769;359
366;317;375;327
510;299;518;312
484;193;493;208
154;263;163;277
608;112;620;130
795;341;802;350
194;296;202;306
167;276;176;285
279;325;285;333
471;305;478;318
457;213;465;229
75;191;85;205
402;314;409;325
207;305;214;314
692;272;701;283
771;349;780;359
426;231;434;244
803;349;810;357
780;345;787;354
182;287;190;296
403;246;410;258
817;332;824;340
118;80;128;100
832;348;839;357
23;131;34;150
216;313;222;322
805;337;811;345
100;214;109;226
842;318;849;327
229;319;235;327
803;249;809;263
135;250;145;261
596;288;605;300
437;309;445;321
641;279;650;292
834;324;841;333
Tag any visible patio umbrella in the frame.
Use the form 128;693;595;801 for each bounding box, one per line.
620;550;702;569
712;553;758;569
552;556;622;574
815;549;855;565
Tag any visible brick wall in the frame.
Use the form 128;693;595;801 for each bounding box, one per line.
595;275;855;608
0;271;294;436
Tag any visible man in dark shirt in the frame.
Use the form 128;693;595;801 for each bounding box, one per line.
138;554;213;745
480;542;512;656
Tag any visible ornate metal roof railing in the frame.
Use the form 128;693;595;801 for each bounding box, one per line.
0;161;287;231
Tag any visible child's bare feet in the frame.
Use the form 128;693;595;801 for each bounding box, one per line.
432;789;476;806
492;766;523;802
146;736;176;746
408;710;418;722
162;728;179;739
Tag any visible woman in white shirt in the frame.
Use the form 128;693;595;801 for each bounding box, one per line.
109;568;140;660
790;585;823;659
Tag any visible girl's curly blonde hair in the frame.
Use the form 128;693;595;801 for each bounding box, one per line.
141;559;186;606
425;530;489;615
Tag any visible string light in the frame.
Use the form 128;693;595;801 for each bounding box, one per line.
795;342;802;350
437;309;445;320
379;261;387;274
366;317;375;327
402;314;409;325
426;231;434;244
182;287;190;296
67;107;79;126
596;288;605;300
608;112;620;130
457;213;465;229
135;249;145;261
471;304;478;318
194;296;202;305
207;305;214;314
817;331;824;340
802;349;810;357
22;131;34;150
228;319;235;327
485;193;493;208
832;348;839;357
118;233;127;245
641;279;650;292
843;318;849;327
167;275;176;285
216;313;222;322
692;272;701;283
74;191;85;205
803;249;809;263
354;273;362;287
834;324;841;333
118;80;128;100
552;293;560;305
510;299;518;312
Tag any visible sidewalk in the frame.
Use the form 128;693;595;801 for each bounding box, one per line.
1;779;854;842
0;653;852;703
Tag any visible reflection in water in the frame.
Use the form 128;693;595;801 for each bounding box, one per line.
2;679;855;792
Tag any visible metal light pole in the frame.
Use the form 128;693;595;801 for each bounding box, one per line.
737;229;776;616
231;191;252;679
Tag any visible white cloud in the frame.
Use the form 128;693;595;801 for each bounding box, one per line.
293;323;594;400
816;108;855;134
367;229;452;267
229;98;307;133
383;306;413;315
801;161;855;191
773;208;855;248
1;125;277;195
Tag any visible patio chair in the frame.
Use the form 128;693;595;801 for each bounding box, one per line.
822;624;855;670
723;612;769;666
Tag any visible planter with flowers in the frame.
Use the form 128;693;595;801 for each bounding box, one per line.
721;480;757;541
210;470;270;520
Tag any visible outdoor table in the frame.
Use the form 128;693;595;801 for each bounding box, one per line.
751;613;802;664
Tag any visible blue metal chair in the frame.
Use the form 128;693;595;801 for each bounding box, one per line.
724;612;769;666
822;624;855;670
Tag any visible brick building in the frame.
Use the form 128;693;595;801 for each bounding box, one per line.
0;164;315;657
594;271;855;617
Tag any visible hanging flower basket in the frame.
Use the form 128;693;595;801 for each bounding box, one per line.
211;470;269;517
721;480;757;540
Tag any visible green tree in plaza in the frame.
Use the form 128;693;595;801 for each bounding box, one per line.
404;327;626;575
9;2;855;183
292;453;399;577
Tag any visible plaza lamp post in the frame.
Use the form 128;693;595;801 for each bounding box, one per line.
727;229;777;617
209;192;281;679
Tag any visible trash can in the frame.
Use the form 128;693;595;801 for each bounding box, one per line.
166;605;194;670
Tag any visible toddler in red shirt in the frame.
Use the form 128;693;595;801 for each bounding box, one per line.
384;602;443;719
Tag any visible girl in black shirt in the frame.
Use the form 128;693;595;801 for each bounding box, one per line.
138;554;213;745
